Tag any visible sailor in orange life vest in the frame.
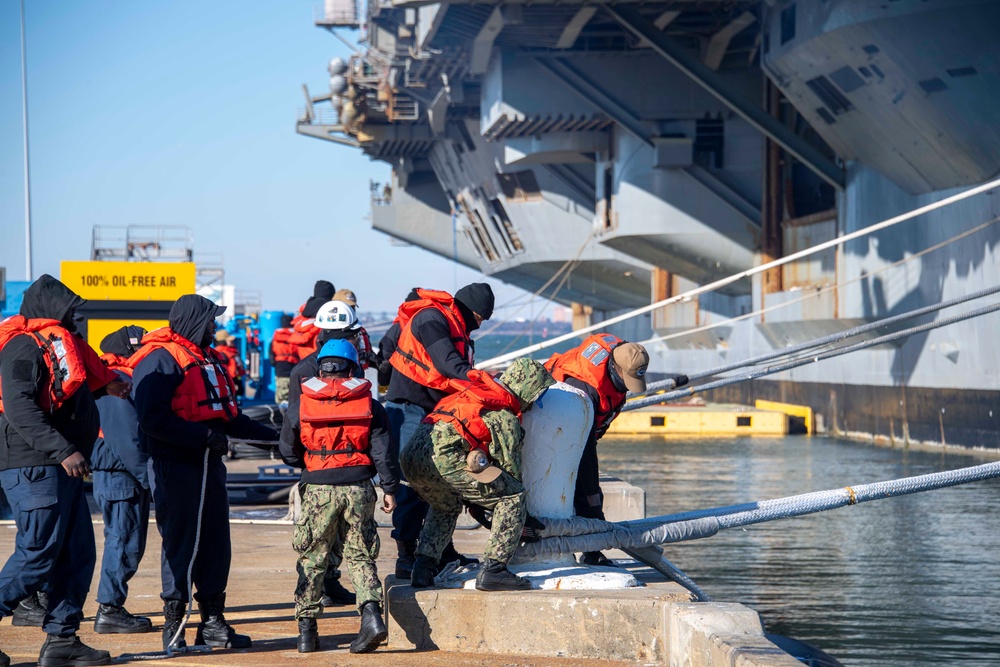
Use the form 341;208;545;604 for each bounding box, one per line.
401;358;556;591
280;339;400;654
281;300;371;608
373;288;421;394
212;329;246;397
131;294;279;651
331;288;380;371
270;313;297;403
546;335;685;567
288;280;337;363
91;326;154;636
0;275;131;667
384;283;495;579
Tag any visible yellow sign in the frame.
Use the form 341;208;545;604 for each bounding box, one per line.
61;261;195;301
86;319;167;351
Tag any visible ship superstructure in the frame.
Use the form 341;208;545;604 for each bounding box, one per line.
298;0;1000;447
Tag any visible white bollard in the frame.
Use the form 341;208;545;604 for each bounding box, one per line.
446;382;639;590
521;382;593;521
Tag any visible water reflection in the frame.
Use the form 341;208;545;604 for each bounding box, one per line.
600;435;1000;666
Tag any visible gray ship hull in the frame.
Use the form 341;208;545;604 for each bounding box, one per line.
299;0;1000;448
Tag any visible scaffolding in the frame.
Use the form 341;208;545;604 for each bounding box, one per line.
91;226;194;262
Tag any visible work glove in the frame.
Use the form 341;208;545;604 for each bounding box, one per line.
520;515;545;544
206;429;229;456
466;503;493;529
672;374;689;388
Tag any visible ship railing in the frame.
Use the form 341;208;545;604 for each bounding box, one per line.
297;107;341;127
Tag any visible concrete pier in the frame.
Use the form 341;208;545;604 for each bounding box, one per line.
0;461;803;666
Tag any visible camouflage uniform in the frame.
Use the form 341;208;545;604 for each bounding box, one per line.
401;358;555;564
293;480;381;618
275;376;291;404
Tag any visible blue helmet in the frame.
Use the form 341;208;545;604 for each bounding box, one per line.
317;338;359;373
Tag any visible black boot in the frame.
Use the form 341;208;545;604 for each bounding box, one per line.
349;601;387;654
37;634;110;667
0;648;8;667
12;590;46;627
475;559;532;591
394;539;416;579
440;541;479;570
94;603;153;634
320;577;356;606
410;555;438;589
297;617;318;653
162;599;188;651
195;593;251;649
579;551;618;567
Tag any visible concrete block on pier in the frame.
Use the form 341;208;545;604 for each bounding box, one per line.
386;580;802;666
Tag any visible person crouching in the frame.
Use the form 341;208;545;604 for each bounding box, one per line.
400;358;555;591
281;339;400;654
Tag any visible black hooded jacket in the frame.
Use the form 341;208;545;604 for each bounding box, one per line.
132;295;278;464
0;275;100;470
383;300;478;412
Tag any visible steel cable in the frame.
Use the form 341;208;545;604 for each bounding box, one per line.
624;300;1000;410
635;282;1000;397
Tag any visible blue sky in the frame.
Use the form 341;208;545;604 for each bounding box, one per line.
0;0;535;316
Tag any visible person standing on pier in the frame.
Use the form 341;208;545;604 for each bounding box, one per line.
0;275;132;667
401;358;554;591
213;330;246;398
289;280;337;362
281;300;372;608
280;339;400;654
91;326;154;635
546;335;658;566
385;284;495;579
131;294;279;651
270;314;297;403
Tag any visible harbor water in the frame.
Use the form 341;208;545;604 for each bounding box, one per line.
599;434;1000;666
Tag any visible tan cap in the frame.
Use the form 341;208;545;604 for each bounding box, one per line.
214;329;234;343
466;449;502;483
612;342;649;393
333;288;358;307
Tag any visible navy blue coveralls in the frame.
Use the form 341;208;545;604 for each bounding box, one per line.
132;297;278;604
0;280;101;637
93;368;151;607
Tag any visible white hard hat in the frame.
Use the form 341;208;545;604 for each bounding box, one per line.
315;300;360;331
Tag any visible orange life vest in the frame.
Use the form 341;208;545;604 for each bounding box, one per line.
546;333;626;432
0;316;89;413
131;328;238;423
270;327;298;365
288;309;320;362
100;352;135;378
216;344;245;379
390;289;472;393
423;370;521;453
298;376;373;471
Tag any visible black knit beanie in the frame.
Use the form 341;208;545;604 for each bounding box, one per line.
455;283;495;320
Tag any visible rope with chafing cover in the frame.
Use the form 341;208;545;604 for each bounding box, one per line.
518;460;1000;600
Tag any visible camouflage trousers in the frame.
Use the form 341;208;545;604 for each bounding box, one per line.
401;424;526;564
293;481;381;618
275;376;290;404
